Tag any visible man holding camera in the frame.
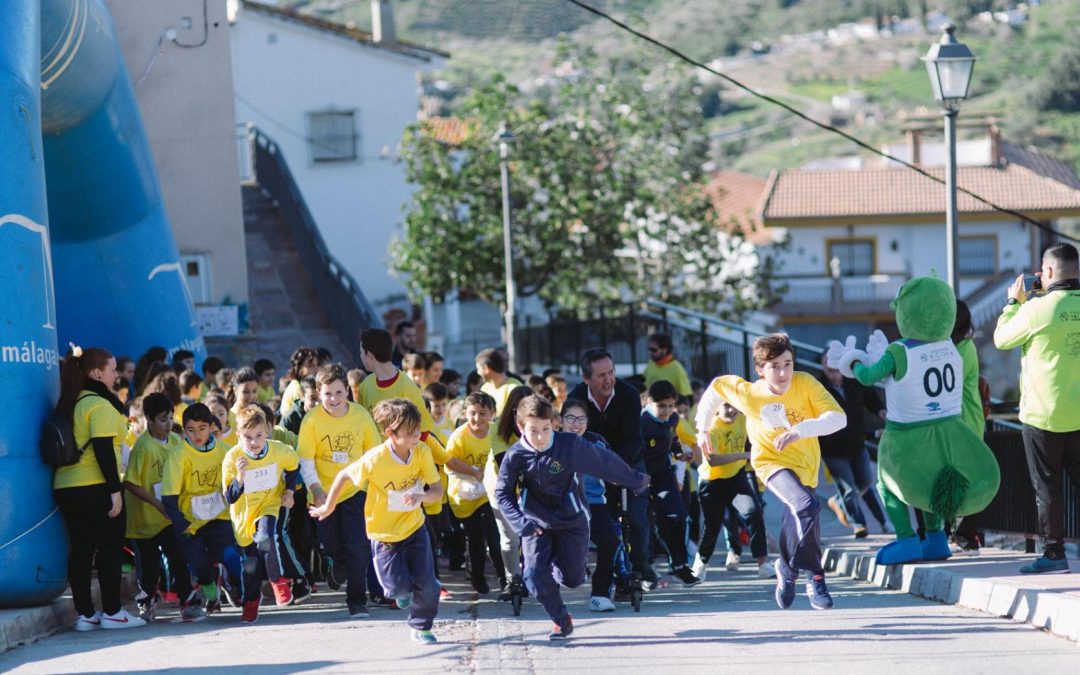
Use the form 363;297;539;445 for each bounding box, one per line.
994;243;1080;574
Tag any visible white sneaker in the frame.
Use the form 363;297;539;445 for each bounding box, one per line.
101;608;147;630
74;611;102;632
757;560;776;578
725;550;740;571
588;596;616;612
691;553;708;582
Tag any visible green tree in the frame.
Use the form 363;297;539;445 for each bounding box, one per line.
393;46;780;318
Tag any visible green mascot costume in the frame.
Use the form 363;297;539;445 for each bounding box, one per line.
827;277;1000;565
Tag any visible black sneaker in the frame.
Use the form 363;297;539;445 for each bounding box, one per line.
291;579;312;605
548;614;574;641
806;574;833;610
347;603;370;619
775;570;796;610
471;577;490;594
672;566;702;587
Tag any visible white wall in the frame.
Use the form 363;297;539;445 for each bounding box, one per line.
230;8;441;310
108;0;249;305
775;218;1032;298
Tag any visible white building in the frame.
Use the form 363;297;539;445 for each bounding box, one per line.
229;0;447;311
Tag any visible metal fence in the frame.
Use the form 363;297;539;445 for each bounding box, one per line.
250;127;382;362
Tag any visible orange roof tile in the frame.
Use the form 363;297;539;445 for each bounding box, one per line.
704;170;776;244
421;117;476;147
763;162;1080;222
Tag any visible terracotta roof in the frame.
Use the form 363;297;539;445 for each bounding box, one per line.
421;116;476;147
763;161;1080;222
241;1;449;61
704;170;776;244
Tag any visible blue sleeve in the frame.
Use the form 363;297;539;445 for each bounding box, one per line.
161;495;189;532
495;450;536;537
225;478;244;504
568;435;649;493
283;466;300;492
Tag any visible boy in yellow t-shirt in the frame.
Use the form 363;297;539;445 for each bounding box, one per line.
254;358;277;403
445;392;506;594
124;393;201;623
695;334;845;611
297;364;382;618
161;403;236;615
310;399;444;645
223;405;300;623
690;401;772;582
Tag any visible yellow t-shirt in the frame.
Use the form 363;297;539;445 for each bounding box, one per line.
173;401;189;427
222;440;299;547
257;384;276;404
345;441;440;543
423;418;454;516
708;372;841;488
279;379;302;417
644;358;693;397
701;415;748;482
676;417;697;448
124;431;181;539
445;424;493;519
357;371;447;460
297;403;381;503
216;426;238;452
161;437;230;534
481;378;524;418
272;425;298;450
54;391;128;490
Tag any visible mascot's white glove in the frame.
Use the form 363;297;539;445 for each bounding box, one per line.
826;336;868;379
866;329;889;363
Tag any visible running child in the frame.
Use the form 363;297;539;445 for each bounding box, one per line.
222;404;300;622
124;393;201;622
310;399;445;644
496;395;650;640
695;334;845;610
254;359;277;403
161;403;235;615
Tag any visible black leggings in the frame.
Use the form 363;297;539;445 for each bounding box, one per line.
55;484;125;617
460;503;506;585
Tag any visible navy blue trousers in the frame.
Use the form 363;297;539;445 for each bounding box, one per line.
371;526;441;630
521;516;590;625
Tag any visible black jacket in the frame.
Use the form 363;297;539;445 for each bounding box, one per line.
568;379;646;466
817;375;883;459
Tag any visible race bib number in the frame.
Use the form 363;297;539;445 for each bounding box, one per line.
153;482;162;500
332;451;350;464
191;492;226;521
760;403;791;431
387;481;425;512
244;463;279;494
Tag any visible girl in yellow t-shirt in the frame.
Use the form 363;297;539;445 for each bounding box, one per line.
54;345;145;631
204;393;238;450
695;334;845;611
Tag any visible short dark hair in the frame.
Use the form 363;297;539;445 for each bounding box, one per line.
580;348;614;378
394;321;415;336
422;351;444;366
516;394;556;421
253;358;275;376
202;356;225;378
316;363;348;389
647;380;678;402
752;333;795;366
360;329;394;363
300;375;318;391
142;392;174;420
178;370;202;394
464;391;496;411
423;382;449;402
560;398;589;416
475;348;506;374
648;332;673;352
440;369;462;385
172;349;194;367
1044;242;1079;274
182;402;217;427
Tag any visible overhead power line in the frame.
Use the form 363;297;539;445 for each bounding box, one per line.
563;0;1080;245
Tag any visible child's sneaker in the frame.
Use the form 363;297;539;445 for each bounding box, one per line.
241;599;260;624
136;597;156;623
395;594;413;611
806;574;833;610
180;601;207;622
411;629;438;644
439;587;453;600
775;569;796;610
548;614;574;641
291;578;312;605
347;603;370;619
202;584;221;615
757;559;776;578
270;577;293;606
672;566;702;587
74;611;102;632
101;608;147;630
724;550;740;571
691;553;708;582
589;596;616;612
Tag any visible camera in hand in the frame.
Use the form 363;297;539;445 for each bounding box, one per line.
1023;274;1043;295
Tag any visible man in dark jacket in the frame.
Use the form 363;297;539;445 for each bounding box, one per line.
818;354;890;538
568;349;657;586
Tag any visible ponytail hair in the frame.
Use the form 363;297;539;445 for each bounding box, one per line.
57;345;113;421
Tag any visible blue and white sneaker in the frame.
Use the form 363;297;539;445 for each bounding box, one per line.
775;568;796;609
411;629;438;644
1019;556;1070;575
806;574;833;610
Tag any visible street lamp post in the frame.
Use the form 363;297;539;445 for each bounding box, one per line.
922;23;976;292
496;123;518;372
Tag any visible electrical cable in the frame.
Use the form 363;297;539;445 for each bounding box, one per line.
564;0;1080;245
174;0;210;49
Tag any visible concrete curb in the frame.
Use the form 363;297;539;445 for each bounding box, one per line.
823;545;1080;642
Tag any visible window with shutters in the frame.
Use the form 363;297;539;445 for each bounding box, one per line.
825;238;876;277
307;110;358;163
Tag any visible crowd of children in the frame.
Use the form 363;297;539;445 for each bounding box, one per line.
52;327;890;643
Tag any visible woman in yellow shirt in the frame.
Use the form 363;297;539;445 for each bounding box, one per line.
696;334;845;611
54;346;145;631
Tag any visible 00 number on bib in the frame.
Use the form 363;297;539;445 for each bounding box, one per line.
191;491;226;521
244;463;279;494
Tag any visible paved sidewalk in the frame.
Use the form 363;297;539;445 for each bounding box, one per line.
822;534;1080;642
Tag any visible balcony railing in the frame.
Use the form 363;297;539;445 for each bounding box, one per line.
773;273;908;313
